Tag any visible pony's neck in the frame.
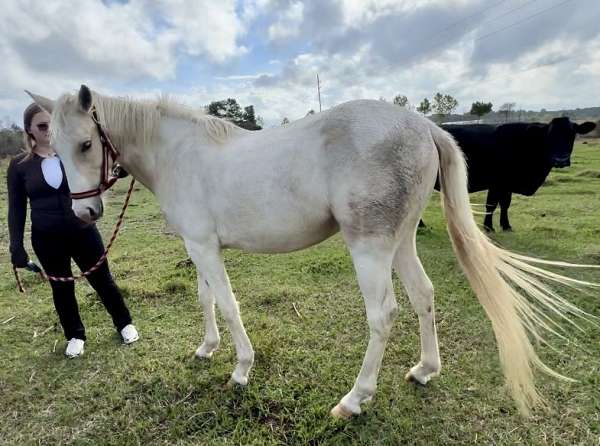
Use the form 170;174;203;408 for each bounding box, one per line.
91;92;246;191
117;140;158;192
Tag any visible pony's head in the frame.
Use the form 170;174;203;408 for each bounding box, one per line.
27;85;107;223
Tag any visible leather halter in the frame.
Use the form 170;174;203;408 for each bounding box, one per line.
70;106;121;200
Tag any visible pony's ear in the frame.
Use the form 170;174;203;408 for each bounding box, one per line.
25;90;55;114
78;85;93;112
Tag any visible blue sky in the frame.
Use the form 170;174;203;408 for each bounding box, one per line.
1;0;599;128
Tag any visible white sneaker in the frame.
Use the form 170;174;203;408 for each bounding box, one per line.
65;338;85;358
120;324;139;344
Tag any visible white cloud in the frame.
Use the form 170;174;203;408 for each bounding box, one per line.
0;1;178;82
240;0;275;23
268;2;304;40
0;0;251;125
335;0;473;28
156;0;248;62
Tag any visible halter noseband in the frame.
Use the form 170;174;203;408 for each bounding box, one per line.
70;106;122;200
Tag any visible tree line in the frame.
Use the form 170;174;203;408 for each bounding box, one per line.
387;94;600;127
392;93;495;119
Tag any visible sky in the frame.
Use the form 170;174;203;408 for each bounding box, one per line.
0;0;599;128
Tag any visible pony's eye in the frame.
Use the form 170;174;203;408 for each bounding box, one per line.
81;140;92;153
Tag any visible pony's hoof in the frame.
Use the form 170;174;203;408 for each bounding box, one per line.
225;376;248;389
331;403;354;419
195;344;218;359
195;350;213;359
405;362;440;386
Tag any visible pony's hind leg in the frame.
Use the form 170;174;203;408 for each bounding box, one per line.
331;237;398;418
394;235;441;385
193;270;220;358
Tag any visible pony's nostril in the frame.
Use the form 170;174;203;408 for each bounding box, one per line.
87;206;98;220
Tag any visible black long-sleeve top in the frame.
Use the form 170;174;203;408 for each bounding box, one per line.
7;153;88;264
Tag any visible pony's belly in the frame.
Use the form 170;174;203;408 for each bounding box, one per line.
219;217;339;253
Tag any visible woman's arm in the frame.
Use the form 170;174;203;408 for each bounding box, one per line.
7;157;29;267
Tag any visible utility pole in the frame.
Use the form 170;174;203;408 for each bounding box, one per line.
316;73;322;112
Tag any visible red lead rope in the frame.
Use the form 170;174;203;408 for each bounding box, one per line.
14;177;136;292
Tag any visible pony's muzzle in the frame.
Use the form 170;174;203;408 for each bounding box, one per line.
73;198;103;223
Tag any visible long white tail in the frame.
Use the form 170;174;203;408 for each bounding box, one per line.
430;124;596;415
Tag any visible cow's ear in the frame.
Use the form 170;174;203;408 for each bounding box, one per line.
575;121;596;135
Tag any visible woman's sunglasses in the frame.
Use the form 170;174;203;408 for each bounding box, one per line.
36;123;49;131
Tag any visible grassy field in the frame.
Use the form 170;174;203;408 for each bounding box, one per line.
1;141;599;445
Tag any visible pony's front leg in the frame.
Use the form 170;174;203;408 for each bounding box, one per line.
193;270;220;358
185;239;254;385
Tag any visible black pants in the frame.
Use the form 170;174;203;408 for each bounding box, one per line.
32;224;132;341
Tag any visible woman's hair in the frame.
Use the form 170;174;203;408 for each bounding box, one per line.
20;102;44;162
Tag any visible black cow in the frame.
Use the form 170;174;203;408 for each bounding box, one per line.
430;118;596;231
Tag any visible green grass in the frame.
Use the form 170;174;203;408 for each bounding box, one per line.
1;141;600;445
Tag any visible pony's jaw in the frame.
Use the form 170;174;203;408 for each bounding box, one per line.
73;198;103;223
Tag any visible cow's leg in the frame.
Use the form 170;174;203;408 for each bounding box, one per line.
484;189;499;232
499;191;513;231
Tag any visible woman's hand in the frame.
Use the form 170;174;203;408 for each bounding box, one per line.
10;248;29;268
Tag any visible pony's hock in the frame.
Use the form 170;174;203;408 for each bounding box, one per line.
27;85;597;418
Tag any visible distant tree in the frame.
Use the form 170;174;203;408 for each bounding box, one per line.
207;98;243;121
306;109;315;116
239;105;261;130
206;99;262;130
417;98;431;115
0;124;23;158
470;101;493;118
256;116;265;129
499;102;516;122
393;95;409;107
281;117;290;125
432;92;458;116
243;105;255;123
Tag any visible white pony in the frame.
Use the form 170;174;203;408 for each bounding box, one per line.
29;86;592;418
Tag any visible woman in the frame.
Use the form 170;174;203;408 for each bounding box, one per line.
7;103;138;358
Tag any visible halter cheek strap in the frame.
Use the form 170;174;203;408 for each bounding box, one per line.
70;106;121;200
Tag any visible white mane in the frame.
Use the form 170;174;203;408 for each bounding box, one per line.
52;92;246;148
